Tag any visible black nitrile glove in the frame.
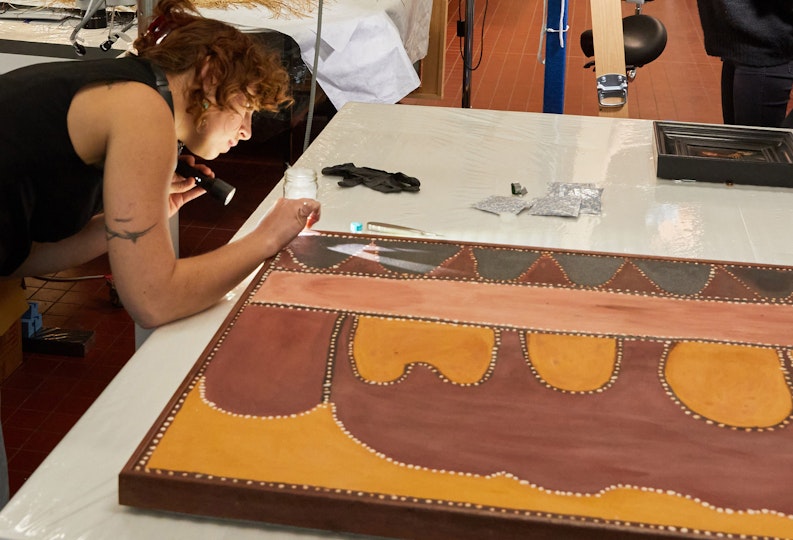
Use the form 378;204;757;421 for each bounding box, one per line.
322;163;420;193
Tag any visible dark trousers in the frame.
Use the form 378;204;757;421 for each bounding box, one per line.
721;59;793;127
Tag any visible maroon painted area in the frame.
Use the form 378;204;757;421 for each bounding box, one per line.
202;236;793;516
518;255;574;287
602;261;664;294
427;246;478;278
203;305;337;416
700;267;761;301
329;317;793;514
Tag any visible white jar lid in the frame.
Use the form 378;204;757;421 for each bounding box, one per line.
285;167;316;181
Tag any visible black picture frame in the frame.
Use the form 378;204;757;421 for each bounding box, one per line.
654;121;793;187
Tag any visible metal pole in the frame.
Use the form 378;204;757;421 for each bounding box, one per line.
542;0;569;113
137;0;156;36
462;0;474;108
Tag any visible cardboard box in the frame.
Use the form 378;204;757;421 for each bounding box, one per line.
0;280;29;382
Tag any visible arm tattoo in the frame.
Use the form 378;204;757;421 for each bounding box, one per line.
105;222;156;243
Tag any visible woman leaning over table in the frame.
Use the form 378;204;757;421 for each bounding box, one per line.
0;0;320;506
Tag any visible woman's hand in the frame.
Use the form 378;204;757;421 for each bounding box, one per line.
168;155;208;216
299;198;321;229
256;197;321;254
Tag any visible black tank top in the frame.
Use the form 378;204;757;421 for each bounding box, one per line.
0;56;173;275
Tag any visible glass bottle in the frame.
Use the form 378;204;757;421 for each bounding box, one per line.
283;167;318;199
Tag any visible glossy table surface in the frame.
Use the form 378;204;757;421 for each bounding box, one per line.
1;102;792;539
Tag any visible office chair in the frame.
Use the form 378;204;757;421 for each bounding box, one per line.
579;0;667;82
71;0;136;56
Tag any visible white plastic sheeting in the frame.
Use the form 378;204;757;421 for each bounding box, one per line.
2;102;793;539
199;0;432;110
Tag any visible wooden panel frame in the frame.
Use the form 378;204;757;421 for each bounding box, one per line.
408;0;447;100
120;232;793;540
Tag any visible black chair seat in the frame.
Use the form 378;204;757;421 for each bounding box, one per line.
580;14;667;68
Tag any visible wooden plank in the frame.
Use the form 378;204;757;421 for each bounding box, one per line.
589;0;628;117
409;0;447;100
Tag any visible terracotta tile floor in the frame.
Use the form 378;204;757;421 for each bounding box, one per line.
1;0;732;498
402;0;724;124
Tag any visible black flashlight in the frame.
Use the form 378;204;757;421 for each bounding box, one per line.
175;161;236;206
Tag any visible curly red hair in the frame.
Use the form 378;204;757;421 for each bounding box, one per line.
133;0;293;124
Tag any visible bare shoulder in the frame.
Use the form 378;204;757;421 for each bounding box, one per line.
68;80;175;166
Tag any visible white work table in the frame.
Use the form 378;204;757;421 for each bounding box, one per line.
1;102;792;539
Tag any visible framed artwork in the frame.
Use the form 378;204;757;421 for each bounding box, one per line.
120;232;793;539
655;121;793;186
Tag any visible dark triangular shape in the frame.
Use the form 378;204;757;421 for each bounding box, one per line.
632;258;712;296
699;267;761;301
518;253;574;287
288;234;370;269
335;244;393;275
375;239;462;276
472;247;543;281
428;246;478;279
726;265;793;301
553;252;624;287
602;261;664;295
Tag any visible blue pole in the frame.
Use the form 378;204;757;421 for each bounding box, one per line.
543;0;569;114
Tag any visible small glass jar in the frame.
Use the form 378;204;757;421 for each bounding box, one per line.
283;167;318;199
